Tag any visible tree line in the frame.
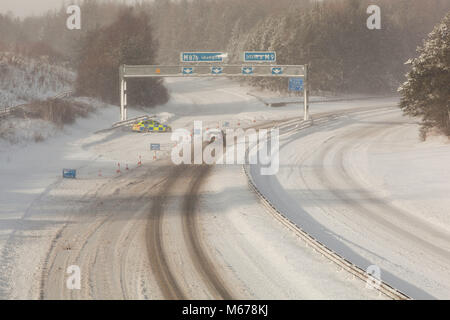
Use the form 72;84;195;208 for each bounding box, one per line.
0;0;448;135
1;0;448;94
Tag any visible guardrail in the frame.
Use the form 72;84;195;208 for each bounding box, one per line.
0;91;73;119
111;115;155;128
243;112;410;300
247;92;399;107
0;106;13;118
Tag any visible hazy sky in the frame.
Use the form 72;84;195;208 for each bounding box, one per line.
1;0;66;17
0;0;143;18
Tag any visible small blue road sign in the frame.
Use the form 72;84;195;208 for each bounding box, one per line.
244;51;276;63
182;67;194;75
181;52;226;63
62;168;76;179
289;77;304;91
242;66;254;75
150;143;161;151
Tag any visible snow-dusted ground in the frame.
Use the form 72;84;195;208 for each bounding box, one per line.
250;106;450;299
199;164;383;299
0;77;393;299
0;52;74;108
247;88;397;106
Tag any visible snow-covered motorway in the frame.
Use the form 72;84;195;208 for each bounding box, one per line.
1;77;447;299
251;106;450;299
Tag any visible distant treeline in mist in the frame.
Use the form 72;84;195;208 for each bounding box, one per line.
0;0;449;95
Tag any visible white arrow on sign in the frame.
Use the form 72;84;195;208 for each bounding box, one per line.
212;67;222;74
182;67;193;74
242;67;253;74
272;67;282;74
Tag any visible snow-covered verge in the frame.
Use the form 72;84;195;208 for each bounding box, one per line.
0;98;91;146
0;96;171;298
363;123;450;233
0;117;59;145
0;52;78;145
247;87;397;107
0;52;74;108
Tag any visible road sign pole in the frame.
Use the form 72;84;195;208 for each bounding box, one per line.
120;80;124;121
123;80;127;120
120;65;125;121
303;64;309;121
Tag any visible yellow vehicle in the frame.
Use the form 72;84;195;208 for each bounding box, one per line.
132;120;172;133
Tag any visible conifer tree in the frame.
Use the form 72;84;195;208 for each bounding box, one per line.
399;13;450;138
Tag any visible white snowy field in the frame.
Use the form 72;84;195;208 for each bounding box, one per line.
0;77;396;299
250;106;450;299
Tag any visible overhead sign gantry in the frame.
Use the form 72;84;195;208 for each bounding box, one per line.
119;51;309;122
121;64;305;78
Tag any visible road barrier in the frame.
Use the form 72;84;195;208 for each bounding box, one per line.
246;92;400;107
111;115;155;128
242;111;410;300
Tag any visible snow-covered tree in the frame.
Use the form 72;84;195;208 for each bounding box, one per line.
75;9;169;107
399;12;450;138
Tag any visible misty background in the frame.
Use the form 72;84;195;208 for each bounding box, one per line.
1;0;449;94
0;0;449;136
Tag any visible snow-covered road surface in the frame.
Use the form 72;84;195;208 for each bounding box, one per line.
1;77;413;299
251;106;450;299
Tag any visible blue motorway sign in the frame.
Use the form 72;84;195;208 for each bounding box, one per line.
244;51;276;63
242;66;254;75
182;67;193;75
211;67;223;75
181;52;226;63
289;77;304;91
150;143;161;151
271;67;283;75
62;168;76;179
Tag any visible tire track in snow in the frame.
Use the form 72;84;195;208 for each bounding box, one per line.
182;165;233;300
146;163;233;299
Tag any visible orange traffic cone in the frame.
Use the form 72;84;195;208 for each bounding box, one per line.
116;163;121;174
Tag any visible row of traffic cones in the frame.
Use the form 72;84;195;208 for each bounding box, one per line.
97;155;145;177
